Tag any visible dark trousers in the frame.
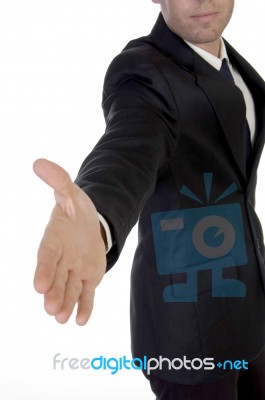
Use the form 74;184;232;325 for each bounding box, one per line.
149;347;265;400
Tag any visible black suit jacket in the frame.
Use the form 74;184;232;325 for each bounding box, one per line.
75;14;265;384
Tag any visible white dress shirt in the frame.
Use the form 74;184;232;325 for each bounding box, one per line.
99;38;257;253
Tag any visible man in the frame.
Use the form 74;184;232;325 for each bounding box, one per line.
33;1;265;398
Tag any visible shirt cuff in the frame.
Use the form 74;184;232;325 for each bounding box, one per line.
97;213;113;254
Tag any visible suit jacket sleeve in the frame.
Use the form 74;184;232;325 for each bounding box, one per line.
75;48;178;270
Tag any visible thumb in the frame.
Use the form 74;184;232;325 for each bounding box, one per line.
33;158;74;200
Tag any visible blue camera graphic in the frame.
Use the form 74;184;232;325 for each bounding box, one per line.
151;174;248;302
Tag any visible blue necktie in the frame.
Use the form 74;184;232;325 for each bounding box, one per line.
219;59;252;176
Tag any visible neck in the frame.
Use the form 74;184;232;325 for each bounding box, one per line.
191;38;221;58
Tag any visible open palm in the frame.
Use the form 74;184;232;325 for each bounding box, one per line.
33;159;106;325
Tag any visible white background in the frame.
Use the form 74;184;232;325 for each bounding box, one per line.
1;1;265;399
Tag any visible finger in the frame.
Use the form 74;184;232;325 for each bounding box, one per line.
34;222;63;294
34;241;62;294
55;271;83;324
76;281;95;326
44;261;68;315
33;158;74;199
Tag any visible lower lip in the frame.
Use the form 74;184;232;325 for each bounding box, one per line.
191;13;218;23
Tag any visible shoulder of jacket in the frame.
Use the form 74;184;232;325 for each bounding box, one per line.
103;38;179;93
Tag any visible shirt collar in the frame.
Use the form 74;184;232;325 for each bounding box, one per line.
184;38;229;71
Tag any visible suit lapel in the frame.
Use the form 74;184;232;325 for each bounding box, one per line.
151;13;265;183
193;55;248;181
225;40;265;185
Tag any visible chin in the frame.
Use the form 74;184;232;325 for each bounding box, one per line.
188;29;222;45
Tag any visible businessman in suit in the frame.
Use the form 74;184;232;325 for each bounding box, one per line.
33;0;265;398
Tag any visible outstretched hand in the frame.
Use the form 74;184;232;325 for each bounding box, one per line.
33;159;106;325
